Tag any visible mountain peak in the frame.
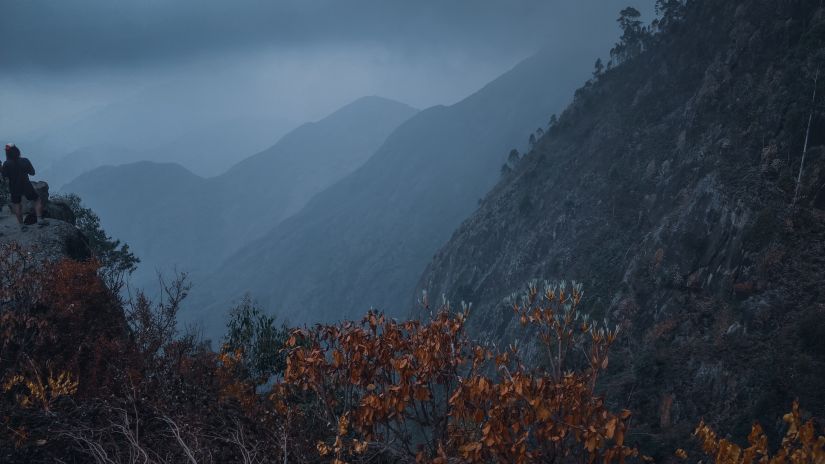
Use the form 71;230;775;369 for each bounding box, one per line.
190;40;597;333
316;96;418;125
64;96;418;292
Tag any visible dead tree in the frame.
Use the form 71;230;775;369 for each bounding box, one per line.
793;66;820;206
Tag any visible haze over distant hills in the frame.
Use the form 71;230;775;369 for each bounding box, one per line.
17;80;297;180
64;96;417;288
40;145;139;191
211;97;419;244
190;47;595;335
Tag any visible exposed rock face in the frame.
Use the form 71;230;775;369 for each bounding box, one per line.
415;0;825;455
0;182;88;261
25;181;76;224
0;215;89;262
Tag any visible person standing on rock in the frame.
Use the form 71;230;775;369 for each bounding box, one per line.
2;144;47;228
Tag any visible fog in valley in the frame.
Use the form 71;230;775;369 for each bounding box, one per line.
2;0;653;335
4;1;825;461
3;0;640;168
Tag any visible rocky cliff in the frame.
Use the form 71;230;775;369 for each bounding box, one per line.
0;182;89;261
416;0;825;455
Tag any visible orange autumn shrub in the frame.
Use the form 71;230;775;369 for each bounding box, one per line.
278;281;636;464
0;243;289;463
0;243;128;399
6;238;820;464
685;401;825;464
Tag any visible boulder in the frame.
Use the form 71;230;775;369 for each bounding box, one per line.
43;199;76;224
12;182;76;225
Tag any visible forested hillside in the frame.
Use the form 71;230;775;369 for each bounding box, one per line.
416;0;825;455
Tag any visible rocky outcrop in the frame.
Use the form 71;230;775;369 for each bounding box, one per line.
0;216;89;262
34;182;76;225
0;182;88;261
415;0;825;456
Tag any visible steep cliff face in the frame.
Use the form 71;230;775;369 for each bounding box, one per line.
416;0;825;454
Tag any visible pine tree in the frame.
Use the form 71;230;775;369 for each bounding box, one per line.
593;58;605;78
610;7;648;65
653;0;686;33
507;149;521;166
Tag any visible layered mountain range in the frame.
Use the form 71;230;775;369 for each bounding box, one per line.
16;0;825;457
64;97;417;287
190;47;595;333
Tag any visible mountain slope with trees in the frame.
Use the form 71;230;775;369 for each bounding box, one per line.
192;47;598;334
212;96;419;244
415;0;825;456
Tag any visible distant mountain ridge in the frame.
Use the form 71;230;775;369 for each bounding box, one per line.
19;83;297;178
64;96;417;288
191;46;596;334
39;145;139;191
212;96;419;244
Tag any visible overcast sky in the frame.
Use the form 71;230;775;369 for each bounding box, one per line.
1;0;654;158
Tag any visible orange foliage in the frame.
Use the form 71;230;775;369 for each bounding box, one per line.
7;240;821;464
3;366;78;412
277;281;636;464
690;402;825;464
43;259;109;310
0;243;127;400
216;348;261;413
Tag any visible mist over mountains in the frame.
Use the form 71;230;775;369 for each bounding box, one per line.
3;1;825;462
18;79;298;181
64;97;416;288
188;47;594;334
62;43;592;337
2;0;640;192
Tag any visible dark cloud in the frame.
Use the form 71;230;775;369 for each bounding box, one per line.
1;0;656;149
2;0;653;72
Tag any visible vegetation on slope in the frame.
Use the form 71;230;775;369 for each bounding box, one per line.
3;1;824;462
1;244;822;463
417;0;825;456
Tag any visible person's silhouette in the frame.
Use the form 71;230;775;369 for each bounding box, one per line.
2;144;47;229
